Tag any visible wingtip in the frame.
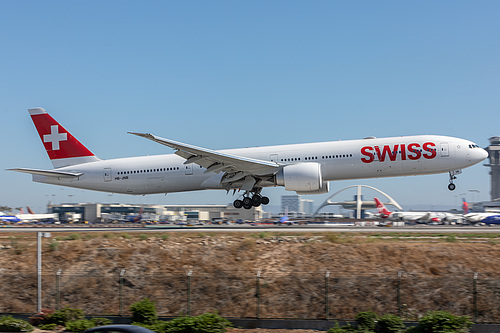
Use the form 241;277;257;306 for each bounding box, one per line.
129;132;155;139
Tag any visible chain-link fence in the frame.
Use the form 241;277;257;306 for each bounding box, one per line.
0;271;499;323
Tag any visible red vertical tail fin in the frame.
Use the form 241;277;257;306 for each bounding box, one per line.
374;197;392;218
462;198;469;214
28;108;100;168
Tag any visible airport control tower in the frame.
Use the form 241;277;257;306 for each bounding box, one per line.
485;136;500;201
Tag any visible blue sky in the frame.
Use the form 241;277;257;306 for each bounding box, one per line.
1;1;498;213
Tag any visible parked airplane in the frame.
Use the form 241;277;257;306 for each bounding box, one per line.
464;212;500;223
0;212;21;223
374;197;430;222
462;198;469;214
481;215;500;225
374;197;459;223
9;108;488;209
15;206;59;222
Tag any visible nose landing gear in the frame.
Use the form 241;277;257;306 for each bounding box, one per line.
447;170;461;191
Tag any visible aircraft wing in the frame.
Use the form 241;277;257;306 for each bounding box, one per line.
129;132;280;190
7;168;83;178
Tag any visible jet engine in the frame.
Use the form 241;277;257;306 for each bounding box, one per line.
275;162;328;194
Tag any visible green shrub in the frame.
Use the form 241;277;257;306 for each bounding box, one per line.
130;298;158;324
91;318;113;326
48;240;60;251
417;311;473;333
375;314;405;333
64;317;113;333
38;323;57;330
327;322;356;332
66;233;81;241
65;319;96;333
0;316;34;332
164;312;232;333
356;311;378;331
48;307;85;325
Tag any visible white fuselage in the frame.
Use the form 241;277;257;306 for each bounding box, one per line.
33;135;487;195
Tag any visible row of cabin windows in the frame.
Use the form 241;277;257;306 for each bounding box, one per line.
118;167;180;175
323;154;353;159
280;154;353;162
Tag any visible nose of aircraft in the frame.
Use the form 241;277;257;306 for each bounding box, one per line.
476;147;489;162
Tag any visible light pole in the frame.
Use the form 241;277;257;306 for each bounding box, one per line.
37;232;51;313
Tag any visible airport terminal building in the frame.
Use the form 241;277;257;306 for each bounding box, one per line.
48;202;265;223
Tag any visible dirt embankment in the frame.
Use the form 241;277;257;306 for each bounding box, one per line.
1;232;499;276
0;231;499;320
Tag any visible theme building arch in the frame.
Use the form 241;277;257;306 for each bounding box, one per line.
314;185;402;219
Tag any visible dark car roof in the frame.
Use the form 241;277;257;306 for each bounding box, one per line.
84;324;156;333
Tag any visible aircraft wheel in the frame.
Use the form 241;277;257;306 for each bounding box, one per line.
448;183;456;191
261;196;270;205
252;195;262;206
233;199;243;209
243;203;253;210
242;197;252;207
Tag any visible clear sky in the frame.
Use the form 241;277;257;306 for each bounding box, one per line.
1;1;498;213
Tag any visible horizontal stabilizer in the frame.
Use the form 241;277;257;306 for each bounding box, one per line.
7;168;83;178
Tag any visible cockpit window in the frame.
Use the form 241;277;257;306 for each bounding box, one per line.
468;144;480;149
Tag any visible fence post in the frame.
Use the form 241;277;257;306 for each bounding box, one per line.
325;271;330;320
119;269;126;317
473;272;478;322
256;270;261;319
187;270;193;316
56;269;62;310
397;271;402;316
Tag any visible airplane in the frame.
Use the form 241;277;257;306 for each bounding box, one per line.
481;215;500;225
374;197;460;223
462;198;469;214
15;206;59;223
374;197;430;222
9;108;488;209
464;212;500;223
0;212;22;223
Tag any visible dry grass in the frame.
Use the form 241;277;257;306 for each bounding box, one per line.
0;231;500;320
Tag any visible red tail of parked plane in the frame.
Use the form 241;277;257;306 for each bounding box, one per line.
374;197;392;218
462;198;469;214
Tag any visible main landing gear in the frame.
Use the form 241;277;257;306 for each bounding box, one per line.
233;192;270;210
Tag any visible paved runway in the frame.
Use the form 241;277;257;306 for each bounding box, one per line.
1;224;500;233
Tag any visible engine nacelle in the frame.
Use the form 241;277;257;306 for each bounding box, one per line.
275;162;328;194
296;181;329;195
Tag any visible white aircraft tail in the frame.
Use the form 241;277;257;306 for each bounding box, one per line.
28;108;100;168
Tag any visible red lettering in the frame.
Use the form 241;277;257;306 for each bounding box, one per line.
361;142;434;164
422;142;437;159
407;143;421;160
361;146;374;163
374;144;399;162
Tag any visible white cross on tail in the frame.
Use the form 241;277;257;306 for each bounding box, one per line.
43;125;67;150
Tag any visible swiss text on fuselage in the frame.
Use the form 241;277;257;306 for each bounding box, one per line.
360;142;437;163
